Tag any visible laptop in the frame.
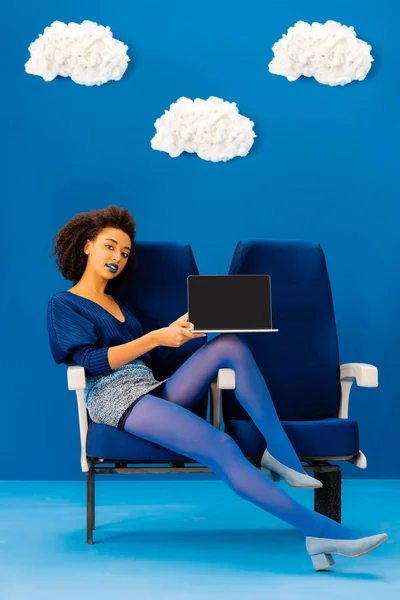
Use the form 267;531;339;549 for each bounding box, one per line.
187;274;279;333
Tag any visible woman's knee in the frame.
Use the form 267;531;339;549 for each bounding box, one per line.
212;430;239;455
212;333;250;363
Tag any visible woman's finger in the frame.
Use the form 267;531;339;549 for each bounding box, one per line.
183;328;195;338
183;329;205;338
179;320;194;329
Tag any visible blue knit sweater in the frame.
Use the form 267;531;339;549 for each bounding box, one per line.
47;291;173;377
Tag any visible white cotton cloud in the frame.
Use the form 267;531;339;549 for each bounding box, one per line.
25;20;130;86
151;96;256;162
269;20;373;86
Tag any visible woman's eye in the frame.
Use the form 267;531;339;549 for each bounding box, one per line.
104;244;129;258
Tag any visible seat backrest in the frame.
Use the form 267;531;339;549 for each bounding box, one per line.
116;242;208;418
222;241;341;422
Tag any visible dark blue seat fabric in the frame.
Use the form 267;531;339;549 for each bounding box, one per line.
222;240;360;460
85;242;208;463
86;423;189;462
225;419;359;459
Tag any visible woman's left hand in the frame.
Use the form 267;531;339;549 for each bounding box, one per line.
169;312;194;329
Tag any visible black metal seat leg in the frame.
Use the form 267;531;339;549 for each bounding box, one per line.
313;468;342;524
87;467;95;544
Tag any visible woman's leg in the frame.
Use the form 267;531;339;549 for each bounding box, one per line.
124;394;358;540
161;333;305;474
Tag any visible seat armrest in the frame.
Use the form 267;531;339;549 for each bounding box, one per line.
210;368;236;429
67;365;86;390
340;363;378;388
216;368;236;389
67;366;91;472
339;363;378;419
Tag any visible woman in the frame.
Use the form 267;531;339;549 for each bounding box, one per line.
47;205;387;571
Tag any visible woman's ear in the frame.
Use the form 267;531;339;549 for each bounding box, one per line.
84;239;92;255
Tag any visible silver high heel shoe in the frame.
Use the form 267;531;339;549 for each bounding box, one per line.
306;533;388;571
261;449;322;488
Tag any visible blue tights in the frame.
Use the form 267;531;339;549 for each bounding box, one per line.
124;334;359;540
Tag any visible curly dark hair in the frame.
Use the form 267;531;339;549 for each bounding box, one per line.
51;205;136;294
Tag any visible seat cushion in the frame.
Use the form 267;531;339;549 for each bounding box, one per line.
87;418;359;462
225;418;360;459
86;423;190;462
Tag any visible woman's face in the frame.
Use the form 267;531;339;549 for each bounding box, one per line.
84;227;132;281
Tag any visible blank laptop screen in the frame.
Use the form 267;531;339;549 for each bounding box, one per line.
188;275;272;330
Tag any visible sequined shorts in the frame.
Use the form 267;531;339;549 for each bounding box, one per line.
84;361;168;429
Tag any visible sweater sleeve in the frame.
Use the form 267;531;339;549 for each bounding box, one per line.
47;296;112;376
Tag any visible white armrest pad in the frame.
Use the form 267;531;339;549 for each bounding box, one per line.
67;366;86;391
210;368;235;430
66;366;90;472
340;363;378;387
217;368;236;389
339;362;378;422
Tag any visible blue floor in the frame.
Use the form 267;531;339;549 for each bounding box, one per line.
0;478;398;599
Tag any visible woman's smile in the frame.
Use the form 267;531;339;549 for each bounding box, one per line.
105;263;119;274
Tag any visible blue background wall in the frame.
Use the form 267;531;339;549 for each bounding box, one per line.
2;1;399;480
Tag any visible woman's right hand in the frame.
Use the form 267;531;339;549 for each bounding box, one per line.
155;325;206;348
